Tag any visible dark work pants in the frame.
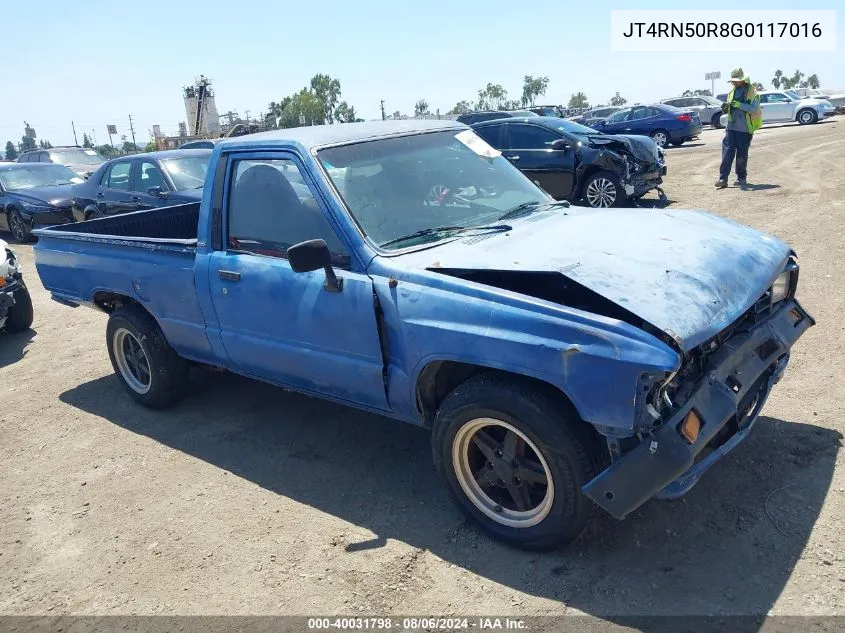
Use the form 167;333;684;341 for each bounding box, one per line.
719;129;753;181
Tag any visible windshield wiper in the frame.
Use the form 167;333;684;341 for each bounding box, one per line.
380;224;512;248
497;200;569;221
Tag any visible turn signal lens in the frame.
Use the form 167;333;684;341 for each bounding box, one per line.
680;410;701;444
0;277;5;288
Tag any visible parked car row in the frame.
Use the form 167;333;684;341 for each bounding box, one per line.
718;90;837;127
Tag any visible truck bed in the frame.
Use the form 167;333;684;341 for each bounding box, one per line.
37;202;200;244
33;201;214;363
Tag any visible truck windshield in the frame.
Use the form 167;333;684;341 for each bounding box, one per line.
317;130;551;250
161;156;211;190
0;164;83;190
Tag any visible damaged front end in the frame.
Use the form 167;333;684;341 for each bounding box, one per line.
582;135;667;201
582;261;815;519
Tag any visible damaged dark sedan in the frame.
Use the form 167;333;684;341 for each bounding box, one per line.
471;116;666;207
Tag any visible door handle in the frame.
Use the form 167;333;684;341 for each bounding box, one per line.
96;192;104;198
218;270;241;281
131;195;141;201
508;155;521;162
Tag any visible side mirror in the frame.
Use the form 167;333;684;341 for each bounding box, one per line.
147;186;167;199
551;139;570;151
287;239;343;293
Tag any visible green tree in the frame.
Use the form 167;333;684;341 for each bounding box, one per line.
450;100;471;114
279;88;326;128
752;82;765;91
609;92;627;106
121;141;137;154
144;141;157;153
806;74;820;89
781;69;804;90
414;99;430;117
95;144;116;158
568;92;590;109
476;83;508;110
772;70;783;89
521;75;549;107
681;89;712;97
4;141;17;160
39;139;53;149
20;135;36;152
334;101;357;123
82;133;94;148
310;74;341;123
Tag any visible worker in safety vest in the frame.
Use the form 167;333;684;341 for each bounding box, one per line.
716;68;762;189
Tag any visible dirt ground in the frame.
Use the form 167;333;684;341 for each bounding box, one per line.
1;120;844;620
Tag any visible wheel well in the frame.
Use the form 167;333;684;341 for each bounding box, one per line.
93;291;148;315
415;361;582;427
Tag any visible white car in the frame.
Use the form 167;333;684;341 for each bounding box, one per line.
792;87;845;110
719;90;836;127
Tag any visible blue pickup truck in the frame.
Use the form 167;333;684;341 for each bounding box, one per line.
34;120;814;549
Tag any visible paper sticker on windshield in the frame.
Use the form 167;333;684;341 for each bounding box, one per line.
455;130;501;159
84;150;98;155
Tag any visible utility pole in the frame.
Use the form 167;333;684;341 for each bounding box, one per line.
245;110;250;128
71;121;78;145
380;100;386;121
128;114;137;151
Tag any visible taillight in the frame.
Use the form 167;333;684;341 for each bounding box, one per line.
677;113;692;122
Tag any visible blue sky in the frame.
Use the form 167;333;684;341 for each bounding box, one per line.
3;0;841;147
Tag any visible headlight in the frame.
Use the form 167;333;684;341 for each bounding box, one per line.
21;201;52;212
771;270;792;303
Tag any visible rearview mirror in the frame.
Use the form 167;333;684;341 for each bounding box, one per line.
147;186;167;199
287;239;343;292
551;139;570;151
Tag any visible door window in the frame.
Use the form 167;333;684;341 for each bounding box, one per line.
227;158;349;266
764;93;790;103
506;124;560;149
473;124;503;147
604;109;630;123
137;161;168;191
629;107;654;120
102;162;131;190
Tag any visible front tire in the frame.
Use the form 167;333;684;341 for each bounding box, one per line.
106;305;188;409
8;210;30;243
4;283;34;333
797;108;817;125
582;170;623;208
711;112;723;128
431;373;606;550
650;129;669;148
671;140;685;147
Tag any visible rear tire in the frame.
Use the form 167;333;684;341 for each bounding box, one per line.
797;108;817;125
711;112;723;128
106;305;188;409
670;140;685;147
431;373;606;550
4;283;34;333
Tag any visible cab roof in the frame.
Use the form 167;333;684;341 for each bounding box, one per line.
217;119;466;152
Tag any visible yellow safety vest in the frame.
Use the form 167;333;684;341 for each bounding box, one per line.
727;84;763;134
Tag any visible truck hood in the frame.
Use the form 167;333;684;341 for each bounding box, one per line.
582;134;660;163
8;184;74;208
391;208;791;352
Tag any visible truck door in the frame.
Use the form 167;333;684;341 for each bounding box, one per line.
207;152;390;412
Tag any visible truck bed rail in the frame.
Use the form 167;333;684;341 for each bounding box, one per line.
34;202;200;245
